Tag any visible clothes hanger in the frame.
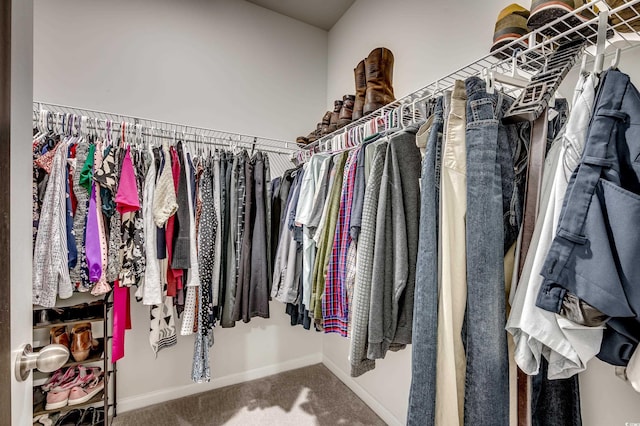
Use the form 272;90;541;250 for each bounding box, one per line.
610;48;621;69
593;11;609;75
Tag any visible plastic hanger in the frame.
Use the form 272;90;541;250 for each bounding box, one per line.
593;11;609;75
610;48;621;69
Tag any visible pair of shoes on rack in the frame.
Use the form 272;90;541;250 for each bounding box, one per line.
43;366;104;410
352;47;396;121
489;0;629;61
34;301;104;326
50;323;100;362
296;97;353;145
295;47;396;145
54;407;105;426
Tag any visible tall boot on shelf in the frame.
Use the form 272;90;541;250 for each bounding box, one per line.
363;47;395;115
328;99;343;133
353;60;367;121
337;95;355;129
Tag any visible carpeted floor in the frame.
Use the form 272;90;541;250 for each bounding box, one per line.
112;364;385;426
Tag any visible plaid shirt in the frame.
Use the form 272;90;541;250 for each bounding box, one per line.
323;148;360;336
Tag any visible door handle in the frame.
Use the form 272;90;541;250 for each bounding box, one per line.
15;343;70;382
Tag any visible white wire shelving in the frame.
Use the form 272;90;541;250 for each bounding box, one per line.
301;0;640;155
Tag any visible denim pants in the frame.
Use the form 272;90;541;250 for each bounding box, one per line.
463;76;530;426
538;69;640;367
407;97;444;426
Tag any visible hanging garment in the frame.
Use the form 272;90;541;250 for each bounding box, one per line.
407;97;445;426
311;152;348;325
33;143;73;307
463;76;529;426
90;142;111;296
248;152;270;319
537;69;640;367
349;140;388;377
140;150;162;305
70;141;91;289
212;155;222;313
367;123;422;357
233;156;255;322
94;145;122;283
507;73;603;379
271;169;305;304
181;148;201;336
295;153;331;318
434;82;467;426
324;149;360;337
198;160;217;334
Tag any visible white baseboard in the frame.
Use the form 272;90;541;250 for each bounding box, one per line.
321;355;403;426
116;353;323;413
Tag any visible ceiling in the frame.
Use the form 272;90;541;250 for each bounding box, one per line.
245;0;355;31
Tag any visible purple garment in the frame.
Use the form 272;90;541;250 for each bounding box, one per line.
85;184;102;282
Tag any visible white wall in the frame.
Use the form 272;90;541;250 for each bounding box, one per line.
33;0;327;410
325;1;640;425
34;0;328;141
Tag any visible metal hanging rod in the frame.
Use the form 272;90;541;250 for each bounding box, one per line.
33;100;297;155
302;0;640;153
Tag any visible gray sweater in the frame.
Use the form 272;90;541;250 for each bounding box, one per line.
367;124;423;359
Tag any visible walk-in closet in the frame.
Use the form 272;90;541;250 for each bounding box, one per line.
2;1;640;425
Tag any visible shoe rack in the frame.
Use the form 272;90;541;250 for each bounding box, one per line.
32;292;117;425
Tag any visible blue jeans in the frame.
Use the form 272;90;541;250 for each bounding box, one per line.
537;69;640;367
407;97;444;426
464;77;528;426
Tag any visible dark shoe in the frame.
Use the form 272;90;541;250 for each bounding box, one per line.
50;325;70;348
490;4;531;59
54;409;83;426
363;47;395;115
34;308;63;326
78;407;104;426
86;301;104;319
62;303;88;322
328;100;343;133
527;0;598;35
337;95;355;128
353;60;366;121
296;136;309;145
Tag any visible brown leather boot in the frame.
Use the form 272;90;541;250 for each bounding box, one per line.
353;60;366;120
328;100;343;133
70;323;99;362
50;326;70;348
320;111;332;136
337;95;355;129
363;47;395;115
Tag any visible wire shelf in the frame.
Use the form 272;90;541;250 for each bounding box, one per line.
302;0;640;154
32;101;298;156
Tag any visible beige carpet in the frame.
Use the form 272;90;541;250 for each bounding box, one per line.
112;364;386;426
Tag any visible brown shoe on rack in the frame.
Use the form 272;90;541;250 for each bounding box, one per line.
70;323;98;362
320;111;332;136
50;325;70;348
363;47;396;116
296;136;309;145
337;95;355;128
353;60;367;121
328;100;343;133
307;132;317;144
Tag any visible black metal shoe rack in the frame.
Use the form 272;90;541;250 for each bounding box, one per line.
32;292;117;425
